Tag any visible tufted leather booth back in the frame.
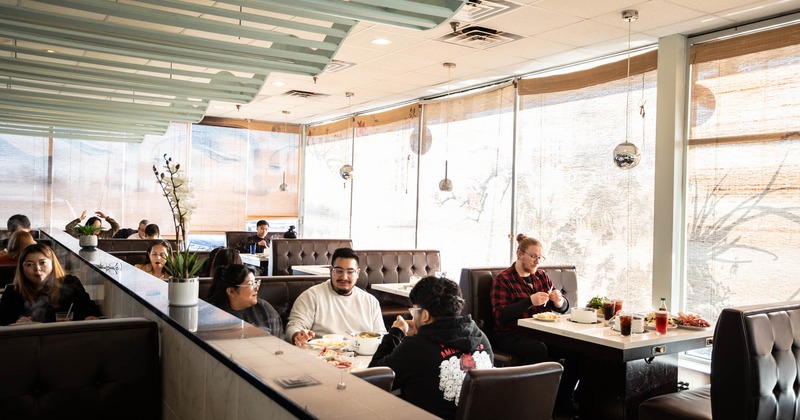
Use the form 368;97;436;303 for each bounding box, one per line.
97;238;178;252
110;250;212;267
711;302;800;419
355;249;440;290
0;317;160;420
269;238;353;276
639;301;800;420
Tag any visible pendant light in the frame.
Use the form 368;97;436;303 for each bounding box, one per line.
279;110;290;192
439;62;455;192
612;10;641;170
339;92;354;181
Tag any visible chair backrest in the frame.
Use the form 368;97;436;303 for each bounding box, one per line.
351;366;395;392
0;317;160;420
97;238;178;252
224;231;253;251
269;238;353;276
459;265;578;338
710;301;800;420
455;361;563;420
354;249;440;290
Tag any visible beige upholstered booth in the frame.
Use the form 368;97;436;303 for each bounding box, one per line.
459;265;578;366
0;317;160;419
269;238;353;276
639;301;800;420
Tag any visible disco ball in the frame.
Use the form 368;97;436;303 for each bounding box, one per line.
339;164;354;180
613;142;641;169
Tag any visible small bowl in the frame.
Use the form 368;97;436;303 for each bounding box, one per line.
352;331;382;355
323;334;344;342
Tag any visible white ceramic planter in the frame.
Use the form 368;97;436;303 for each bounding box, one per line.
168;277;199;306
169;304;198;332
79;234;98;250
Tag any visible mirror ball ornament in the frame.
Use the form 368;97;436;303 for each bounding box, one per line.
339;164;354;180
438;178;453;192
613;142;641;169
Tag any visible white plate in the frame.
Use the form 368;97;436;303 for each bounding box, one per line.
644;323;678;330
533;314;558;322
307;338;350;350
678;324;710;330
568;318;600;324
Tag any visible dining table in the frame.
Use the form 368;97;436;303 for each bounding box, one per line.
370;282;414;306
518;314;713;420
240;252;269;272
291;264;331;276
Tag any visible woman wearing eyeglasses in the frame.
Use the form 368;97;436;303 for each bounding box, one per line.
207;264;283;337
0;243;100;325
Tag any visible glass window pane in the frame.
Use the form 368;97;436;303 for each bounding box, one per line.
304;120;353;238
517;69;657;311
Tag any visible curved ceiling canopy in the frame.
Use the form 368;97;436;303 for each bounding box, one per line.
0;0;466;142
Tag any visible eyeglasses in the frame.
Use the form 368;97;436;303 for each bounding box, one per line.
408;307;422;318
523;251;545;262
332;267;358;276
235;279;261;291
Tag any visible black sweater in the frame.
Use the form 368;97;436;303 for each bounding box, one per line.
0;275;100;325
369;315;494;419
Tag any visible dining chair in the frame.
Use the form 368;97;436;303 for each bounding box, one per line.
351;367;395;392
455;361;563;420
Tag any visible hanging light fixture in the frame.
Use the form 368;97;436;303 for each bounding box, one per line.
439;62;455;192
340;92;355;181
280;110;290;192
613;10;641;170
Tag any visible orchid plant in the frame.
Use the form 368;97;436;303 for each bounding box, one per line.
153;154;202;279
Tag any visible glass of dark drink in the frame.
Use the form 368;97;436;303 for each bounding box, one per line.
619;313;632;336
655;311;669;334
614;299;623;316
603;300;616;322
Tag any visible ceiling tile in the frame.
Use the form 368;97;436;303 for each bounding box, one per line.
593;2;706;33
537;19;630;47
534;0;648;20
394;40;476;61
664;0;767;14
716;0;800;23
340;28;430;53
481;5;582;37
488;36;577;60
364;53;439;72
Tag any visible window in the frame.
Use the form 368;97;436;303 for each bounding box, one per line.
304;119;353;238
686;24;800;323
517;51;658;310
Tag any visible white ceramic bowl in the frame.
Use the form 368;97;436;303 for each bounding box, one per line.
571;307;597;324
352;332;382;355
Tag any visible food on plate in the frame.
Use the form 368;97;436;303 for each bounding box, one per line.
587;296;607;316
535;312;558;320
318;348;355;369
308;338;349;349
676;312;711;328
356;331;381;338
644;312;678;328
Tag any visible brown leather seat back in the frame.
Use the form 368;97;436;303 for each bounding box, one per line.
354;250;440;289
98;238;178;252
351;366;395;392
455;362;563;420
0;317;160;420
269;238;353;276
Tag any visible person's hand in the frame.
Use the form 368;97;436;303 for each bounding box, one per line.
391;315;409;334
292;329;315;346
530;291;550;306
15;316;33;324
257;239;267;247
84;316;100;320
405;318;418;337
549;289;564;307
79;210;87;220
95;211;107;219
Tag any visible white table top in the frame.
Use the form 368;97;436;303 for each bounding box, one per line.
240;253;269;266
371;283;414;297
292;264;331;276
518;315;713;351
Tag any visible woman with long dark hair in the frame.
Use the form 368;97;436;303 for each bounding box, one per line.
0;244;100;325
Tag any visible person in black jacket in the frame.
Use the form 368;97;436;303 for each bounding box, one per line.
369;276;494;419
0;243;100;325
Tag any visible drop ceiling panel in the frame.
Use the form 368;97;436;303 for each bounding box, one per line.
365;53;440;72
535;0;648;20
537;19;630;47
665;0;770;14
487;36;576;60
643;15;737;38
595;3;705;33
395;40;475;61
340;28;430;52
481;5;581;37
717;0;800;22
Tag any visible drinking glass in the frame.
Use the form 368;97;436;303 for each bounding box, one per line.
56;312;74;322
602;300;616;322
614;300;623;316
619;313;632;336
249;244;256;254
655;311;669;334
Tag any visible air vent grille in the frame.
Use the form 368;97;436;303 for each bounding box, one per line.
284;90;330;99
325;60;356;73
454;0;521;23
436;25;523;49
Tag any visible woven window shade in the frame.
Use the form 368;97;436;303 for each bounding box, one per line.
685;22;800;323
518;50;657;96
